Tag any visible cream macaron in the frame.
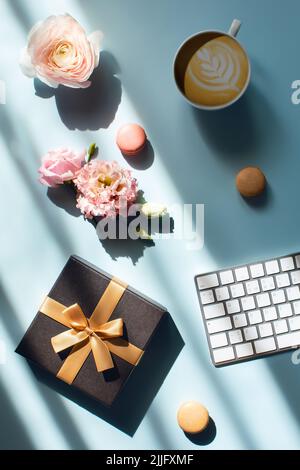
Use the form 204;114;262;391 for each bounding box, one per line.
177;401;209;434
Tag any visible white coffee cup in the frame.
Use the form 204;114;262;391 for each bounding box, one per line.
173;19;251;110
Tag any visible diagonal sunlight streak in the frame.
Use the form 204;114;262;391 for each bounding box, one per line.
0;106;76;256
0;279;90;450
72;2;261;449
0;334;70;449
144;407;178;451
143;248;300;449
1;0;184;449
5;0;84;31
69;74;261;447
0;379;34;450
75;0;300;449
142;252;258;448
4;0;298;450
75;6;300;446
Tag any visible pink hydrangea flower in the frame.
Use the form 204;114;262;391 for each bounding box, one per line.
39;147;86;187
20;14;102;89
74;160;138;219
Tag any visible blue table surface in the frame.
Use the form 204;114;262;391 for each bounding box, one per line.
1;0;300;450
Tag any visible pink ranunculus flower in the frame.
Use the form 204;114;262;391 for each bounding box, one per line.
39;147;86;187
74;160;138;219
20;14;102;89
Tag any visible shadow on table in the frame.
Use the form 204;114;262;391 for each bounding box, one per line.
93;211;174;265
241;182;273;210
47;185;174;264
267;351;300;426
29;313;184;436
184;417;217;446
191;84;282;266
5;0;33;31
192;84;280;162
47;184;81;218
0;381;34;450
0;281;89;450
34;51;122;131
0;106;76;256
98;235;155;265
122;141;155;170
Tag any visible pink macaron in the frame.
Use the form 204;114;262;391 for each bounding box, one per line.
116;123;147;156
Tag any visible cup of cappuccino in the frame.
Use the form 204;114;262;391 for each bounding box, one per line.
173;19;251;110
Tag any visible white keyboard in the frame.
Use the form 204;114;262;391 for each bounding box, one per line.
195;252;300;366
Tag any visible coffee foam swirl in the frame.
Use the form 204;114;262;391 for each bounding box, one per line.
184;35;249;107
191;40;241;92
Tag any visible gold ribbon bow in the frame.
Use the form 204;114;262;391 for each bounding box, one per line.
39;277;144;384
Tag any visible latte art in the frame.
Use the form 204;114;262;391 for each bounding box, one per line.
191;41;241;92
184;35;249;107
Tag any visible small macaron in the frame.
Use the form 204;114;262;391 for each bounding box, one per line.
236;166;266;197
177;401;209;434
116;123;147;156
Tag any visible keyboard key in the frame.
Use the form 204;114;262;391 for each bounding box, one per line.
210;332;228;349
226;299;240;314
277;331;300;349
207;317;232;334
288;316;300;331
259;323;273;337
254;337;276;354
200;290;215;305
274;319;288;334
248;309;263;325
250;263;264;278
278;303;293;318
235;266;249;282
241;296;255;311
263;306;277;322
219;270;234;285
197;253;300;367
256;293;271;308
286;286;300;301
276;273;290;288
215;286;230;301
213;346;235;363
265;260;279;275
245;280;260;295
291;270;300;285
261;277;275;291
233;313;247;328
244;326;258;341
236;342;254;358
203;303;225;320
293;300;300;315
197;273;219;290
230;283;245;298
271;289;286;304
229;329;243;344
280;257;295;271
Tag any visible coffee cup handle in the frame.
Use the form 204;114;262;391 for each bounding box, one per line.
228;19;241;37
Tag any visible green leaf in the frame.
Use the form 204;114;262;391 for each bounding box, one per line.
86;143;97;163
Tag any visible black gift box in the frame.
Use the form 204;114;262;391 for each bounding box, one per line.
16;256;168;407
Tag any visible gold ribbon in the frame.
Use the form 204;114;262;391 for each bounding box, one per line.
39;277;144;385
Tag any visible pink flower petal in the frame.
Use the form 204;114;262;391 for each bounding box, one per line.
38;147;86;187
74;160;138;218
21;14;99;88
